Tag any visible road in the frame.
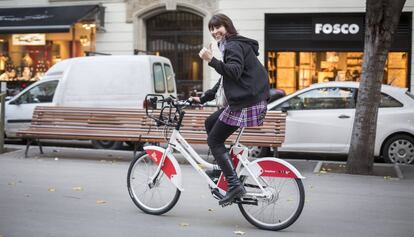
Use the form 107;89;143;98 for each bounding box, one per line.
0;146;413;237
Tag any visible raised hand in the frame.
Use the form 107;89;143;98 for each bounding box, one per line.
199;43;213;62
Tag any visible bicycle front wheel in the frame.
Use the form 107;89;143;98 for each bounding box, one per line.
127;152;181;215
238;174;305;231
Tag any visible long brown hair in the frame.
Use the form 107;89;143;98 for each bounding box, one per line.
208;14;238;37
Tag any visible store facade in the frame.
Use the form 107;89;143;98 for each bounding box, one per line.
0;4;104;95
265;12;412;94
1;0;413;98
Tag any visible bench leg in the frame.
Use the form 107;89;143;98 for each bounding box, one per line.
273;147;279;158
25;139;33;158
37;139;44;154
133;142;138;159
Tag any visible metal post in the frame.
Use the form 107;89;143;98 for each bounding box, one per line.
0;93;5;153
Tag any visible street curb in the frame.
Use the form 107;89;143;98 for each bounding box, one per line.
313;160;404;179
313;161;323;173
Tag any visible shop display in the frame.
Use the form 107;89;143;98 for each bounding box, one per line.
266;51;408;94
0;23;97;95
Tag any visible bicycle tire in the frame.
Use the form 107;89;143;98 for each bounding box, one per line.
127;152;181;215
238;175;305;231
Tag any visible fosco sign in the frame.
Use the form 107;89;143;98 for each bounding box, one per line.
315;23;360;34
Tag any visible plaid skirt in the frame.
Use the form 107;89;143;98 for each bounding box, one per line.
219;100;267;127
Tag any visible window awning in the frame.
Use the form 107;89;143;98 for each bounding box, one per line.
0;5;104;33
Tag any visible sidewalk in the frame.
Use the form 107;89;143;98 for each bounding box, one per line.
1;145;413;237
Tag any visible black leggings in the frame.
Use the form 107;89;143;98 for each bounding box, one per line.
205;109;239;158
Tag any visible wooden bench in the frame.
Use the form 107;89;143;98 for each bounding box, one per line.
17;106;286;157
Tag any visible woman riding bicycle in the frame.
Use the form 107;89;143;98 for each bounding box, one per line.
191;13;269;206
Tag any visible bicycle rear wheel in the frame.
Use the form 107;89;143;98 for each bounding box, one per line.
238;174;304;231
127;152;181;215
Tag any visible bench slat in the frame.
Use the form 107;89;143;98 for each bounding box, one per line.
18;106;287;147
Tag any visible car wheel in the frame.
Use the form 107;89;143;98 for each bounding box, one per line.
382;134;414;164
249;146;272;158
91;140;124;150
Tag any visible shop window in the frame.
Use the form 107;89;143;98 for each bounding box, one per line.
277;87;355;110
386;52;407;88
153;63;166;93
164;64;175;93
274;52;296;94
17;80;58;104
298;52;316;90
267;51;408;94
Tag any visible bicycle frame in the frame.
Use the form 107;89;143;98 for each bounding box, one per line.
144;127;305;198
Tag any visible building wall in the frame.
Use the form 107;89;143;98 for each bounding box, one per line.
1;0;413;91
95;2;134;55
217;0;414;91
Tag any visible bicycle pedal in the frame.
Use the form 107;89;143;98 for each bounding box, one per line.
220;202;232;207
211;188;224;200
220;198;240;207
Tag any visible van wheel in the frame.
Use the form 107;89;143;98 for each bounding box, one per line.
92;140;124;150
382;134;414;164
126;141;144;151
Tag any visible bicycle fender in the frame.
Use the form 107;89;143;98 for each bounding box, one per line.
240;157;305;179
144;146;184;191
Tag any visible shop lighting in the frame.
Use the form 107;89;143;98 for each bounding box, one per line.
82;23;96;30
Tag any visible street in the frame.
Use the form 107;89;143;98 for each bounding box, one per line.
0;145;413;237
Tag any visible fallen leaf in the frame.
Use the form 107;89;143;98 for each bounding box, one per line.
234;230;245;235
54;158;59;161
319;170;327;174
53;150;58;152
384;176;391;180
72;187;83;192
208;208;214;212
8;182;15;186
96;199;106;204
48;188;56;192
179;222;190;227
25;194;30;198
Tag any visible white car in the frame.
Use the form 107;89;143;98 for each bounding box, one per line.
255;82;414;164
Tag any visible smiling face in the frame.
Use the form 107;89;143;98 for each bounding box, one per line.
210;25;227;42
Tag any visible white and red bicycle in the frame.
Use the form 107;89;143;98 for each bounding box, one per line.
127;95;305;231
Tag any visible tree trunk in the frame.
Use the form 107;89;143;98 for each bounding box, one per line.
346;0;406;175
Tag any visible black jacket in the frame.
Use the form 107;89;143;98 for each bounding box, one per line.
200;35;269;110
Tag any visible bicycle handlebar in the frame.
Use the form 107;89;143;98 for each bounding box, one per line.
144;94;195;129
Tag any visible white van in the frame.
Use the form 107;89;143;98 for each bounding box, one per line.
5;55;177;149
